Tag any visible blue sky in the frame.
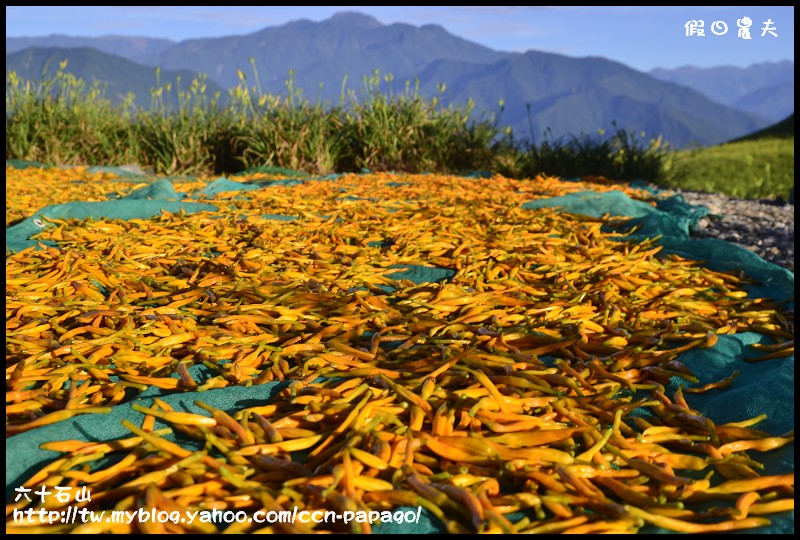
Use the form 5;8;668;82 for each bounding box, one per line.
6;6;794;72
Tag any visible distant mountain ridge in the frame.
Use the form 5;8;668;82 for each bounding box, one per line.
649;61;794;122
415;51;766;148
7;34;176;66
7;11;789;147
154;11;508;93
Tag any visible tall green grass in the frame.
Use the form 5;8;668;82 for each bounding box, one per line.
135;69;224;176
10;58;790;202
6;62;141;166
497;123;670;184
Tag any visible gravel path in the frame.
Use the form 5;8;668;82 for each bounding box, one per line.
656;188;794;272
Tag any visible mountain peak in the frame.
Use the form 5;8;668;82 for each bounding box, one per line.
327;11;382;27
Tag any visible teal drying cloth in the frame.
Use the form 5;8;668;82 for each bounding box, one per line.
193;177;266;197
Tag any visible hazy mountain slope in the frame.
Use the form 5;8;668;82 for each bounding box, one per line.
7;34;175;65
731;81;794;122
417;52;767;147
154;12;508;99
649;61;793;121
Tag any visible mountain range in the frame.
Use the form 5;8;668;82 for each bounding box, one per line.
6;11;793;148
649;61;794;124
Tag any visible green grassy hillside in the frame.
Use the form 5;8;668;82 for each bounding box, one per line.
662;135;794;200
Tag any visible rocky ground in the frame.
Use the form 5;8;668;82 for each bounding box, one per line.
657;188;794;272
